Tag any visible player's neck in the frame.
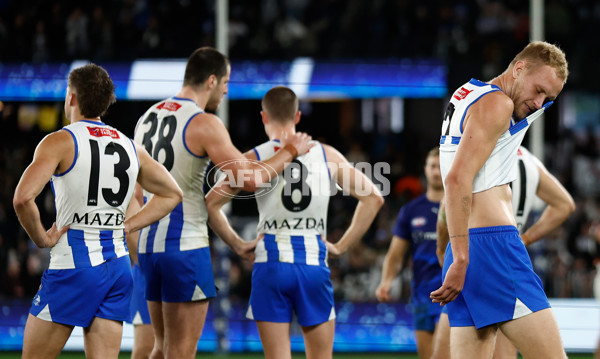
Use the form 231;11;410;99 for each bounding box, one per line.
175;86;206;109
490;72;512;97
426;187;444;202
266;124;296;141
69;109;101;124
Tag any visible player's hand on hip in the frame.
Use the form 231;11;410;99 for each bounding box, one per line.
46;222;69;248
375;283;391;302
323;239;343;256
281;131;315;156
430;262;467;305
238;234;263;263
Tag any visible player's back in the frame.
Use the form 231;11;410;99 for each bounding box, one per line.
133;97;210;254
253;140;332;266
51;120;139;269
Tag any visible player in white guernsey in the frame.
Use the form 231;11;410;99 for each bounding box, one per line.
13;64;182;359
206;86;384;359
132;48;314;359
432;145;574;359
429;41;569;359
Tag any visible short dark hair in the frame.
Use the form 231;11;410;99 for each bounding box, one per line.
261;86;298;123
68;64;116;118
183;47;230;87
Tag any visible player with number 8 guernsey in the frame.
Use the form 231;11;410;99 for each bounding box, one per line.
206;86;385;359
13;64;183;359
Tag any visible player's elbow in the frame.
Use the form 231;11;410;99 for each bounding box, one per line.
241;180;260;193
560;195;576;217
444;172;463;194
166;187;183;209
372;192;385;210
12;192;31;213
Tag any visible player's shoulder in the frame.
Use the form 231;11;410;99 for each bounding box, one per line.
408;194;430;208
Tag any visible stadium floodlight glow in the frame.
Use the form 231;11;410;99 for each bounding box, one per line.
0;58;447;101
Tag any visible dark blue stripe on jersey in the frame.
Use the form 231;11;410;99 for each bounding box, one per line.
290;235;306;265
67;229;92;267
253;147;261;161
165;202;184;251
172;96;198;103
317;234;326;266
439;136;461;145
468;78;501;91
263;233;279;262
55;128;78;177
145;221;159;253
509;118;529;135
99;230;115;261
459;89;501;134
183;111;207;158
320;143;331;180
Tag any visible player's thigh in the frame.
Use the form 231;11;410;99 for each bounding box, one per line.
83;317;123;359
492;330;517;359
415;329;435;359
162;300;209;343
450;325;496;359
302;319;335;359
431;312;451;359
500;308;566;359
147;301;164;347
132;324;155;359
22;314;74;359
256;321;292;359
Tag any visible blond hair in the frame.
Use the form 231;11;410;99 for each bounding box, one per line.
509;41;569;83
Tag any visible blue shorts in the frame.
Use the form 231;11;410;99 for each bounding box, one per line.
443;226;549;329
128;263;151;325
30;255;132;327
412;301;442;332
139;247;217;303
248;262;335;327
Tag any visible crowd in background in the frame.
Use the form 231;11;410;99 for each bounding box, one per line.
1;0;600;304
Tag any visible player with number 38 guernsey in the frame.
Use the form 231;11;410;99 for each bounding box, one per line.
13;64;183;359
132;48;314;359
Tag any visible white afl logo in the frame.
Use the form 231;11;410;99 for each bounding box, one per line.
412;217;426;227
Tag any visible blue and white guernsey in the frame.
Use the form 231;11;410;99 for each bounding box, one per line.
439;78;552;193
50;121;139;269
133;97;210;253
512;146;541;232
253;140;332;266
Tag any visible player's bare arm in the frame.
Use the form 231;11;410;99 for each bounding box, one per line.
205;149;260;260
124;143;183;235
13;131;72;248
187;112;313;191
430;92;513;305
375;236;410;302
125;185;144;265
322;144;384;255
436;196;449;267
522;161;575;245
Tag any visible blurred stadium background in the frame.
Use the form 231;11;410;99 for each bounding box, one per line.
2;0;600;356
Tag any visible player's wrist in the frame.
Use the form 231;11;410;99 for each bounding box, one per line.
282;144;298;158
521;233;532;245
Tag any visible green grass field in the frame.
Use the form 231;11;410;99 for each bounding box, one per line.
0;352;595;359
